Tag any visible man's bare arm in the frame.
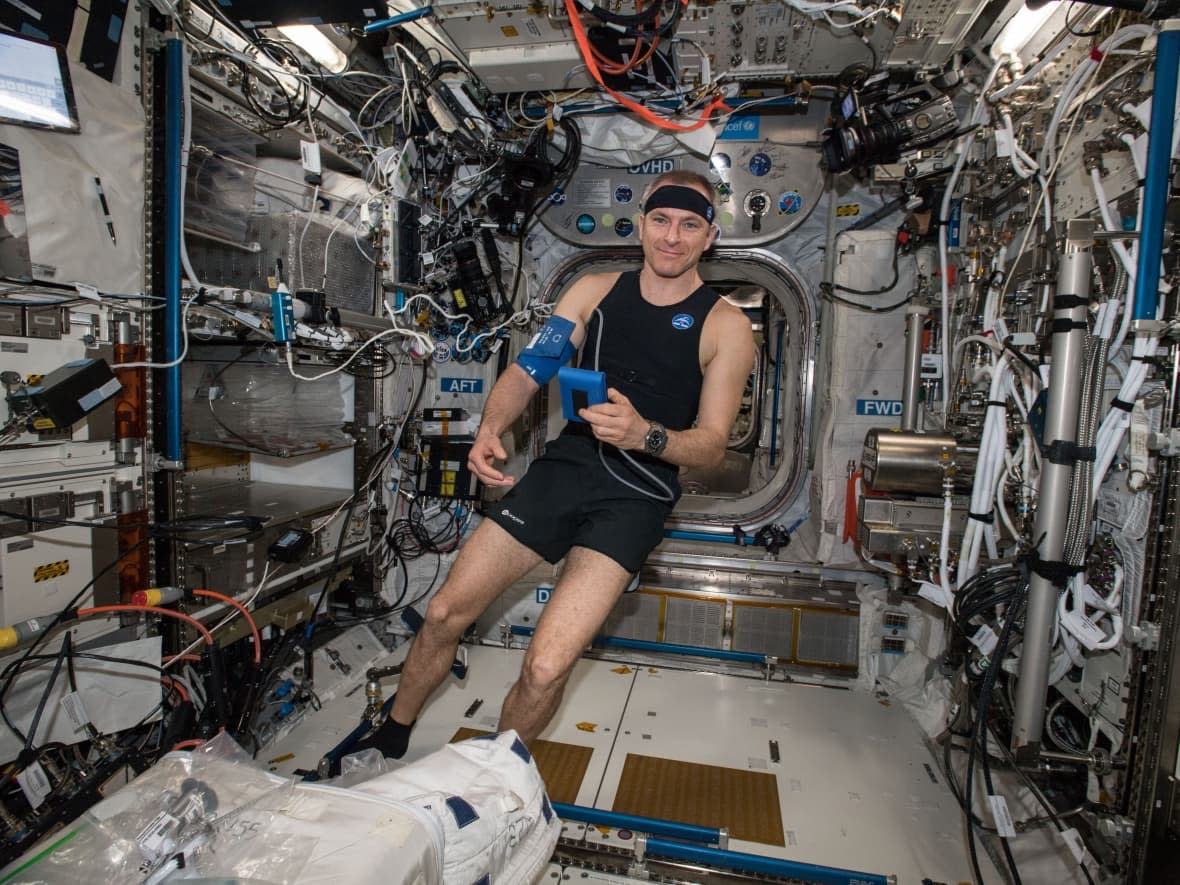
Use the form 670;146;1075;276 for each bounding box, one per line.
467;365;540;487
468;272;618;485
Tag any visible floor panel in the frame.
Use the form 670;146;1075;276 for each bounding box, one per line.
612;753;785;846
270;643;996;883
589;665;996;883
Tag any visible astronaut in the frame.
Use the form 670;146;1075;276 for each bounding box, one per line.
359;170;755;756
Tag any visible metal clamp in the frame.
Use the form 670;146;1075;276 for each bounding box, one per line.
1131;319;1166;335
628;833;649;879
1127;621;1161;650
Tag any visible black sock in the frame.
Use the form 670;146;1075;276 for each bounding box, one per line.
352;714;416;760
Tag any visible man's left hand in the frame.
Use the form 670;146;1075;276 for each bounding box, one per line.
580;388;648;450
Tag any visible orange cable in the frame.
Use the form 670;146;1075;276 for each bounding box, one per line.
564;0;724;132
192;589;262;664
160;675;190;702
76;604;214;646
591;33;661;75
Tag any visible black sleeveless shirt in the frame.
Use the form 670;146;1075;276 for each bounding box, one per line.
574;270;719;431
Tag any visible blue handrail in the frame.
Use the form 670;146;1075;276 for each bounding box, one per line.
1132;22;1180;321
163;40;184;463
664;529;754;545
364;6;434;33
509;625;770;664
645;836;892;885
550;803;722;846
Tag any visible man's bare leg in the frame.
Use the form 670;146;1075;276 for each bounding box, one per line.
391;519;542;726
499;546;630;743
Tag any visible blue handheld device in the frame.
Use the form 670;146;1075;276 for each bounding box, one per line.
558;367;607;422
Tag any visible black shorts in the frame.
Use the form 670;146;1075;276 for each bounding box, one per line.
486;433;677;574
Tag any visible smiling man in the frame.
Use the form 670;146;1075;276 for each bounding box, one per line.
354;169;755;759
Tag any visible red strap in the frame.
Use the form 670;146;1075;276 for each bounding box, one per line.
842;469;861;544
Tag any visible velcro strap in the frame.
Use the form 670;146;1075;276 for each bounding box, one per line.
968;510;995;524
1050;318;1088;334
987;400;1006;409
1024;548;1085;588
1109;397;1134;413
1045;440;1097;465
1053;294;1089;309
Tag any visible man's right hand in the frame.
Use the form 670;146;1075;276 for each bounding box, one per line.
468;432;515;487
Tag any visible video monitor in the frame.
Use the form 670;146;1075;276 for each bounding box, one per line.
0;31;81;134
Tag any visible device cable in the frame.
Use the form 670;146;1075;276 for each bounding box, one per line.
19;635;70;760
63;632;99;740
585;307;676;502
0;536;152;744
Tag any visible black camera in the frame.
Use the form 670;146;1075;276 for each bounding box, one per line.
822;82;958;174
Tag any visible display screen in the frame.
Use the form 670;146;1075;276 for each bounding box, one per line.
840;92;857;121
0;31;81;133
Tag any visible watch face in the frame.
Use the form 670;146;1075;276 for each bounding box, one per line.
646;423;668;454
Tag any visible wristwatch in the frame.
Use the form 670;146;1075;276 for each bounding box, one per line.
643;421;669;456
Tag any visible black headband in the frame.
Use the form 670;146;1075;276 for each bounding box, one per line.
642;185;716;223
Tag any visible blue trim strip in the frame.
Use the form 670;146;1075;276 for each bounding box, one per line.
509;625;769;665
510;735;532;763
164;39;184;462
445;795;480;829
363;6;433;33
645;837;891;885
550;802;721;845
1133;23;1180;321
541;795;553;824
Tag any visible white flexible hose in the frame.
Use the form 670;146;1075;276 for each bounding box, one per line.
939;57;1006;425
989;33;1075;102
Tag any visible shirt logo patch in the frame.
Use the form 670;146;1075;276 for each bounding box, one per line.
671;313;694;331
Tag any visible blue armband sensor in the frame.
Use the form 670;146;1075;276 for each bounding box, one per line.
515;315;577;385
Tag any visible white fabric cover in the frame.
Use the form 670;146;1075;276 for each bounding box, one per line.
574;114;717;167
809;229;915;565
1;731;558;885
354;730;561;885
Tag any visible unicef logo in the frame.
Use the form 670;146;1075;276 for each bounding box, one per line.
671;314;694;331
